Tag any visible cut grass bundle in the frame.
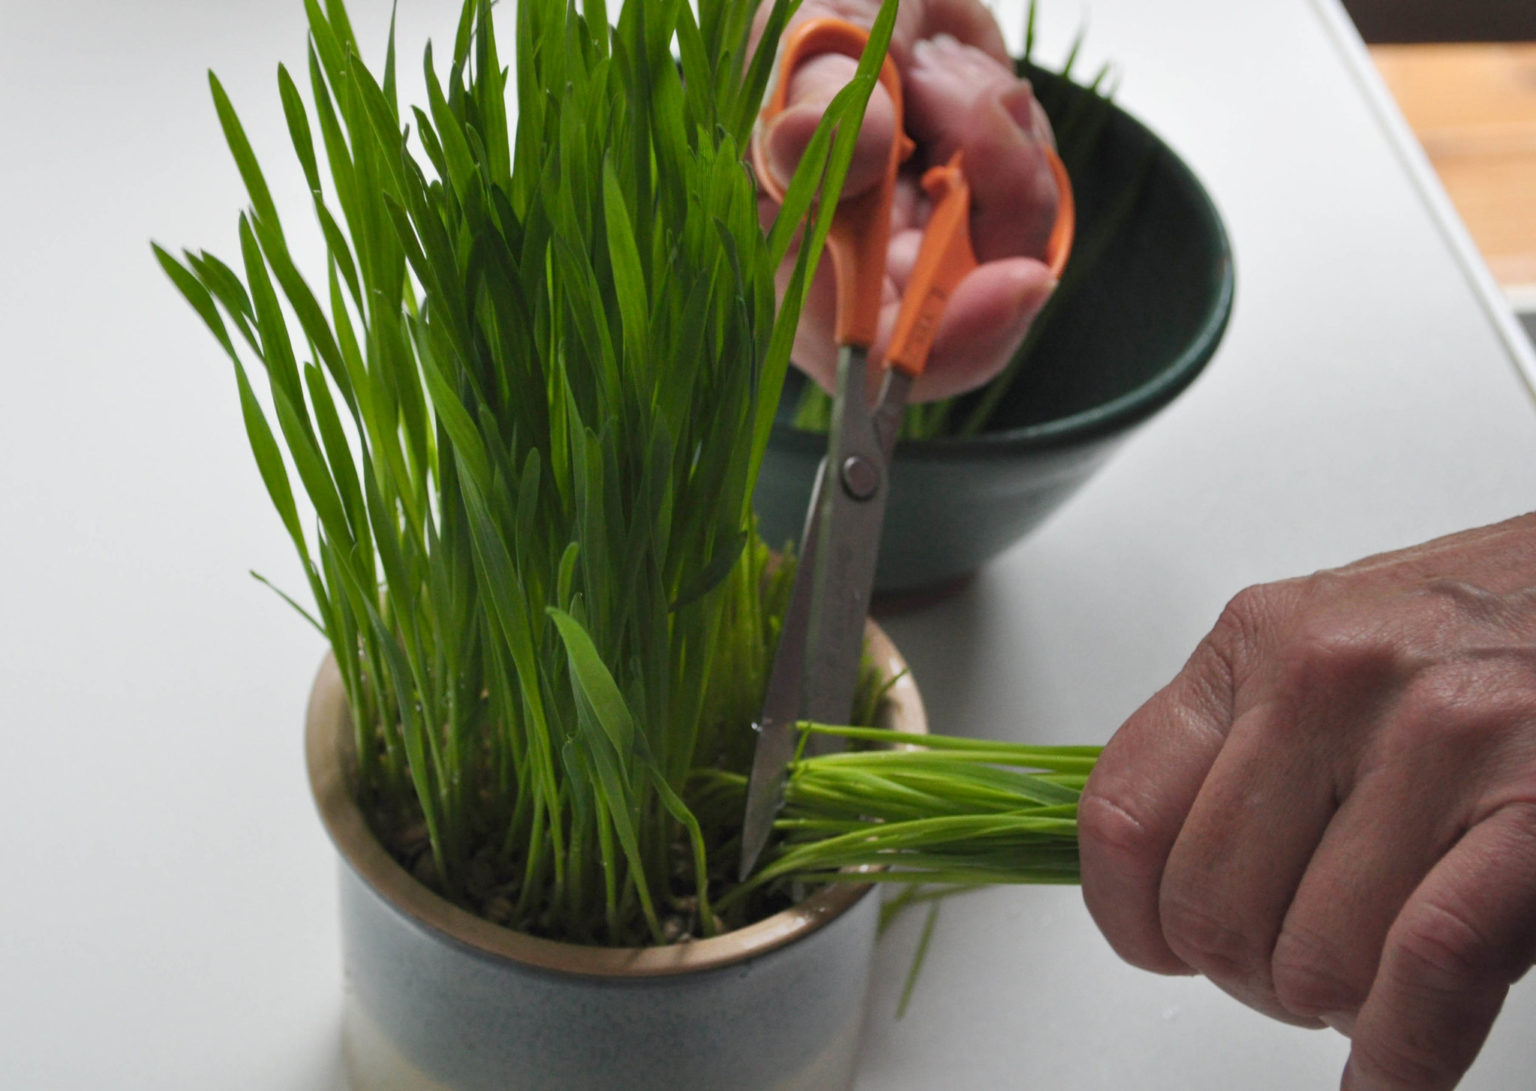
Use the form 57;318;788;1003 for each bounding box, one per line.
695;722;1101;1019
711;724;1101;908
156;0;901;947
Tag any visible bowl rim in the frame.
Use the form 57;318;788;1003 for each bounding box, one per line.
305;622;927;980
772;87;1235;459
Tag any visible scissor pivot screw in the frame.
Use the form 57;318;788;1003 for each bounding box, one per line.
840;455;881;500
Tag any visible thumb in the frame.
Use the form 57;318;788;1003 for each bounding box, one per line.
908;257;1056;402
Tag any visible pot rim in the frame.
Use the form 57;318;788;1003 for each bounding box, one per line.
306;622;927;979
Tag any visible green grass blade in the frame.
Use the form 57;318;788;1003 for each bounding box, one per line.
209;72;281;231
279;63;322;194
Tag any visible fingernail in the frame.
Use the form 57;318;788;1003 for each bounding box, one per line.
998;83;1041;137
763;117;802;192
912;34;959;69
999;265;1055;318
1320;1011;1357;1037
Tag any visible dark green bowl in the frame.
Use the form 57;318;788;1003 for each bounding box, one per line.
754;70;1235;597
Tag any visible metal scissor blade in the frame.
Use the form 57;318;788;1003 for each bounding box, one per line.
739;346;889;879
802;344;887;726
872;369;912;465
739;455;832;880
737;15;927;882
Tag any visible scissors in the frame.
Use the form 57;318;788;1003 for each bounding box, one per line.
738;17;1075;879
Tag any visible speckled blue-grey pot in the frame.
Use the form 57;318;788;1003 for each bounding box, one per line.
305;626;926;1091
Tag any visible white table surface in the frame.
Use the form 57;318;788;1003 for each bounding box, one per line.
4;1;1535;1087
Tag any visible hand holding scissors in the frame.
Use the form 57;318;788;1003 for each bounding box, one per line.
739;17;1074;877
750;0;1070;402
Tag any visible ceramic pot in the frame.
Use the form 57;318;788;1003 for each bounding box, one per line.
754;68;1235;597
306;625;926;1091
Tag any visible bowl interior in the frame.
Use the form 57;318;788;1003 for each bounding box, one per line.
985;69;1233;443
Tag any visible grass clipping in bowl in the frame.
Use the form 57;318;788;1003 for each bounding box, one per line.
157;0;1099;948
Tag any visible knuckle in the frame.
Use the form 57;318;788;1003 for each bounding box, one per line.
1385;681;1472;759
1193;583;1288;705
1271;924;1367;1018
1210;584;1282;664
1349;1032;1462;1089
1077;791;1163;875
1159;891;1262;981
1213;575;1410;713
1273;597;1414;703
1390;664;1536;763
1075;791;1192;976
1391;896;1495;987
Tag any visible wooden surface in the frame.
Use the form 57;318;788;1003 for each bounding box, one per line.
1372;43;1536;291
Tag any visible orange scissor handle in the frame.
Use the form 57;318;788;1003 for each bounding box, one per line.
1043;147;1075;279
886;153;977;377
754;18;913;350
887;146;1074;375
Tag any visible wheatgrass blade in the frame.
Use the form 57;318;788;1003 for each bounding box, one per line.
182;252;259;351
209;73;280;232
715;725;1102;904
278;64;322;195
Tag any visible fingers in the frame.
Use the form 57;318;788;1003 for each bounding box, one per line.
1080;580;1312;977
958;82;1060;263
754;0;1040;211
1268;768;1460;1031
1156;701;1342;1026
789;255;1053;401
1150;577;1425;1024
750;0;893;199
905;36;1060;262
915;0;1011;65
910;258;1053;400
757;53;897;199
750;0;1010;72
1266;649;1534;1035
1344;803;1536;1090
1078;632;1239;976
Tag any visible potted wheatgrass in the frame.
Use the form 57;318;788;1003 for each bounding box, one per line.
157;0;1098;1087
